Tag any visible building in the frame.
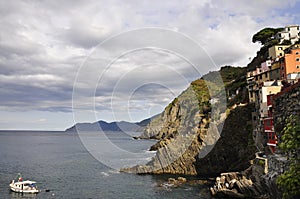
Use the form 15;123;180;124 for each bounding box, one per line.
275;25;300;45
281;47;300;79
247;24;300;153
247;68;281;103
258;82;282;119
261;60;272;72
264;94;277;153
268;45;290;60
251;81;282;150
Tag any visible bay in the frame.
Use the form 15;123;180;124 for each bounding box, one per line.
0;131;212;199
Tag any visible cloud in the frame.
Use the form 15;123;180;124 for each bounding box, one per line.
0;0;299;128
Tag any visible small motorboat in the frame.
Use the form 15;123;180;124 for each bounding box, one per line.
10;174;39;194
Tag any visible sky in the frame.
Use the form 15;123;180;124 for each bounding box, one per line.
0;0;299;130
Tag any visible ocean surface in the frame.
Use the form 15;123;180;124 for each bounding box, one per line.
0;131;213;199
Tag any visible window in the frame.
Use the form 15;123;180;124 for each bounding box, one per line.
296;52;299;55
279;53;283;56
296;58;300;62
297;66;300;69
278;47;283;50
265;73;268;78
265;120;271;126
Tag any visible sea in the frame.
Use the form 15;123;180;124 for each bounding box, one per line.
0;131;213;199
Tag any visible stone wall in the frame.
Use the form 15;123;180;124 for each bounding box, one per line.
273;80;300;134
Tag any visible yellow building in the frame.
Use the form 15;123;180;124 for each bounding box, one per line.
268;45;290;60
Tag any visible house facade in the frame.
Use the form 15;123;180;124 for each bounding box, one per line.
268;45;290;60
275;25;300;44
282;48;300;79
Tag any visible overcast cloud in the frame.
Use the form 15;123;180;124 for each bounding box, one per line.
0;0;299;130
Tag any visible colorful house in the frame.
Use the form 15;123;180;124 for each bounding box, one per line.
281;47;300;79
268;45;290;61
264;94;277;153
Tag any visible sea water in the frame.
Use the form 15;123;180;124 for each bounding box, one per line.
0;131;212;199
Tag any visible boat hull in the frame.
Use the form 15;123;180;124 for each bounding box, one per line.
10;184;39;194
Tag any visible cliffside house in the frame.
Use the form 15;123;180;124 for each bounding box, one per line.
280;47;300;79
275;25;300;45
268;45;290;61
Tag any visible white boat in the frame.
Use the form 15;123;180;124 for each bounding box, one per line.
10;180;39;193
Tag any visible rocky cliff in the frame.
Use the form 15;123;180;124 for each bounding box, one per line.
121;66;257;176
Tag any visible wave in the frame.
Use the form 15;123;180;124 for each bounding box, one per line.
100;171;110;177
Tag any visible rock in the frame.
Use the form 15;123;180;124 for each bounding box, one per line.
177;177;187;183
229;179;237;189
168;178;177;184
209;164;276;198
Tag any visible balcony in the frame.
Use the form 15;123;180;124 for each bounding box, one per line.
264;118;274;132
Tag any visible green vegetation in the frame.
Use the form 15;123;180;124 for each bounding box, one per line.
277;115;300;199
252;27;283;45
258;159;265;167
190;79;210;103
248;27;283;71
281;40;292;45
219;66;246;84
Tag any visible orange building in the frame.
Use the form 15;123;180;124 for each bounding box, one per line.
281;48;300;79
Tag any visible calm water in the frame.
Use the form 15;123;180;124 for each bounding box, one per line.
0;131;212;199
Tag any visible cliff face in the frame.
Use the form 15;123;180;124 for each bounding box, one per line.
131;82;212;175
122;66;257;176
196;103;256;176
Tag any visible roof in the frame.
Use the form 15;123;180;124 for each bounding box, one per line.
14;180;37;184
285;25;299;28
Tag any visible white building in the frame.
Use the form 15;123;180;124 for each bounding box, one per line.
258;81;282;118
275;25;300;44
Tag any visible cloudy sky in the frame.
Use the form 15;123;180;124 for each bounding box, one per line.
0;0;299;130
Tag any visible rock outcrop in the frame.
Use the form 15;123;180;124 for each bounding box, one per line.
122;82;216;175
121;66;257;176
210;163;281;198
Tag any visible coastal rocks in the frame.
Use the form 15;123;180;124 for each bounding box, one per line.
123;67;257;176
166;176;187;187
210;165;271;198
158;176;212;190
210;172;254;198
122;81;256;176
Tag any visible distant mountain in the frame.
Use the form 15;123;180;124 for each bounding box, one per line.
65;117;152;132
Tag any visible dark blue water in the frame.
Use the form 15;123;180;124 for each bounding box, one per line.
0;131;212;199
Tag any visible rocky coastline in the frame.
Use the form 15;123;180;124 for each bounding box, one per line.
121;65;298;198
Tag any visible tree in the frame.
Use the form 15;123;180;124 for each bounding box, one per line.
281;40;292;45
276;115;300;199
252;27;283;45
